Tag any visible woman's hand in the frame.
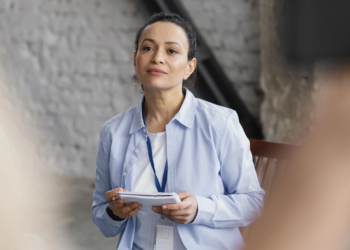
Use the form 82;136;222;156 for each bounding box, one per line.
152;191;198;224
105;188;142;220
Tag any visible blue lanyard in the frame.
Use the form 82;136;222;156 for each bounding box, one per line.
142;102;168;192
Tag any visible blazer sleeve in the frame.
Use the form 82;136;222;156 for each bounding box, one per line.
192;111;265;228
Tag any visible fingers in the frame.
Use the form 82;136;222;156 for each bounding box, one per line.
109;201;142;219
162;202;188;211
109;196;125;209
162;214;193;224
152;192;198;224
120;202;141;214
105;187;124;202
105;188;142;219
125;204;142;217
109;199;137;213
153;208;191;222
162;195;191;211
117;202;142;218
150;192;191;213
152;199;190;215
163;209;192;217
177;191;191;200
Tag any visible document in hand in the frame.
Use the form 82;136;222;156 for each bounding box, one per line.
117;192;181;213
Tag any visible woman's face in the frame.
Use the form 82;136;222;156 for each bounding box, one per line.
134;21;196;91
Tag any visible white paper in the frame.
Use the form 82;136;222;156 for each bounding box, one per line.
156;225;174;250
118;192;181;213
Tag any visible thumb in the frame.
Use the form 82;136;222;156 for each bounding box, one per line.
115;187;124;196
177;191;191;200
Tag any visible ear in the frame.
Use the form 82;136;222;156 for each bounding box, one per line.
184;58;197;80
133;52;137;68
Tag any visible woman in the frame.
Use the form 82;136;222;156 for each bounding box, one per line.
92;13;264;250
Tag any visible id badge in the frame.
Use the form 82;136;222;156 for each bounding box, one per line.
154;216;174;250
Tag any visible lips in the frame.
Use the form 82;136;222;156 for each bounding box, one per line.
147;68;166;76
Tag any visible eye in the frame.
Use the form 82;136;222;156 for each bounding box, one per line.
168;49;178;54
142;46;153;51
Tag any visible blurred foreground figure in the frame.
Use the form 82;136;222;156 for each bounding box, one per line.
0;70;48;249
0;125;21;249
0;125;47;250
244;64;350;250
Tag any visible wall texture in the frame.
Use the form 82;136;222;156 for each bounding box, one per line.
0;0;262;177
180;0;262;119
0;0;144;177
259;0;319;143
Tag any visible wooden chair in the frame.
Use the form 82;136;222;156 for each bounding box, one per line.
240;139;298;239
250;139;298;196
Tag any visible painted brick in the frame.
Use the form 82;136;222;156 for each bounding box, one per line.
179;0;261;120
0;0;261;178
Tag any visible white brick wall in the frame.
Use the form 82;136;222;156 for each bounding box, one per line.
0;0;261;177
180;0;262;118
0;0;144;177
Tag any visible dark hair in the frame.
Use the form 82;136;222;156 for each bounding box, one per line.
132;12;197;88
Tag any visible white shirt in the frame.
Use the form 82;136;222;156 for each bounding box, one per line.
132;131;167;193
131;131;186;250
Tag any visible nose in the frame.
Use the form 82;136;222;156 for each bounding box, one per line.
151;49;164;64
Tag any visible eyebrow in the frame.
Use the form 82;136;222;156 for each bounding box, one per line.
140;38;182;48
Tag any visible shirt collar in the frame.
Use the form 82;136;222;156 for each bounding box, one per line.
129;88;196;134
174;87;196;129
129;96;145;134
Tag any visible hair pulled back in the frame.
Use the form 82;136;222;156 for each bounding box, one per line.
132;12;197;88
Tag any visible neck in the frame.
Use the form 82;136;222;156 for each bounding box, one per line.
143;86;185;133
